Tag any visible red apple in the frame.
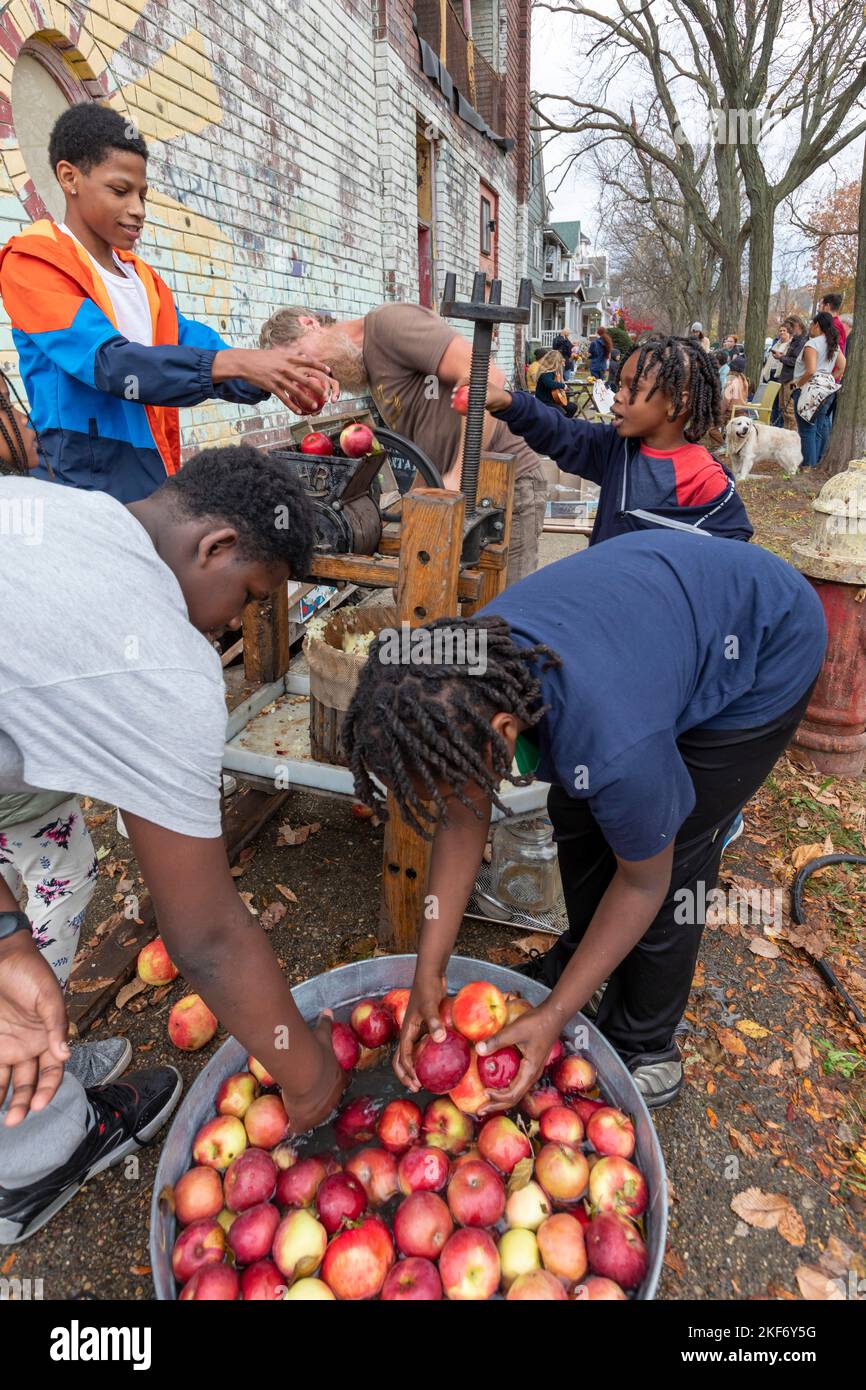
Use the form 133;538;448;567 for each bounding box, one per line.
345;1147;398;1206
574;1202;592;1228
321;1216;394;1299
451;383;470;415
422;1098;474;1155
447;1159;505;1228
349;999;394;1049
506;1269;567;1300
276;1154;328;1208
271;1140;298;1171
179;1263;239;1300
271;1208;328;1280
414;1029;471;1094
382;988;411;1029
439;1228;500;1301
397;1145;450;1195
334;1095;380;1148
331;1021;360;1071
393;1191;453;1259
439;996;456;1029
137;936;179;985
244;1094;289;1149
585;1212;648;1290
589;1156;648;1219
315;1172;367;1234
552;1055;597;1095
574;1274;627;1300
520;1083;562;1119
381;1256;442;1301
477;1115;532;1175
537;1212;587;1284
239;1258;286;1300
569;1095;608;1126
339;423;375;458
300;431;333;456
192;1116;247;1171
535;1143;590;1204
168;993;217;1051
247;1055;277;1088
545;1038;565;1070
506;994;533;1025
449;1053;488;1116
215;1071;258;1120
171;1218;225;1284
452;981;507;1042
223;1147;277;1213
476;1045;520;1091
586;1107;636;1159
505;1179;551;1231
284;1278;335;1301
174;1166;224;1226
377;1098;422;1153
451;1146;482;1171
228;1200;281;1266
539;1105;584;1148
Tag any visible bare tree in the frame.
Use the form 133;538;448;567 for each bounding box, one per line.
534;0;866;379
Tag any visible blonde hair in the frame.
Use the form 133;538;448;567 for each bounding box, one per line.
259;306;337;348
537;350;564;373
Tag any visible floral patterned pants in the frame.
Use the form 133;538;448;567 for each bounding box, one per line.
0;797;98;988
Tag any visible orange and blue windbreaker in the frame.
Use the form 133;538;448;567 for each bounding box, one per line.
0;220;266;501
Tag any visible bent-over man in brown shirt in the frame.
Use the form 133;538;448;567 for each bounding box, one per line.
259;303;547;585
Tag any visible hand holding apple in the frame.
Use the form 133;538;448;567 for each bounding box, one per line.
280;1013;347;1134
392;971;447;1092
450;381;512;415
474;1003;560;1117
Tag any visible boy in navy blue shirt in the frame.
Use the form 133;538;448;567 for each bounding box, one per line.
478;335;753;544
343;530;825;1109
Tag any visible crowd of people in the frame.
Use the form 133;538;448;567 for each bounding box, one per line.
0;101;830;1255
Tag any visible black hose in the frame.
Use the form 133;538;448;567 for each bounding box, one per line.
791;853;866;1026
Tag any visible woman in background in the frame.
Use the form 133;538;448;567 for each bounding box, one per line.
534;350;577;417
589;327;613;380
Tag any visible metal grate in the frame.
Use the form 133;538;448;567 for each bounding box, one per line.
466;858;568;937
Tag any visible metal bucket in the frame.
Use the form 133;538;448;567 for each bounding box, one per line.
149;956;668;1300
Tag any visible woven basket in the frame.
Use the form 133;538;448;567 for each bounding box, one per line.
303;604;398;765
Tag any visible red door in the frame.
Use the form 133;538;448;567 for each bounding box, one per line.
479;181;499;282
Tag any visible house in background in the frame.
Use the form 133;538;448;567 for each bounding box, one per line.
550;224;612;336
524;130;584;354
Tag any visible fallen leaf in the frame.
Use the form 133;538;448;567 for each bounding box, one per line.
238;892;258;916
706;1106;718;1129
115;977;148;1010
149;985;172;1006
706;1079;716;1095
730;1189;786;1228
507;1157;535;1196
791;842;826;871
276;884;298;903
1;1252;15;1275
716;1027;748;1056
259;901;288;932
276;821;321;847
791;1029;812;1071
777;1205;806;1246
749;938;781;959
129;1264;151;1277
728;1127;758;1158
736;1019;770;1039
796;816;809;829
67;976;114;994
137;1039;156;1052
663;1248;686;1277
511;932;557;956
795;1264;845;1300
766;1280;798;1300
229;863;247;878
818;1236;858;1277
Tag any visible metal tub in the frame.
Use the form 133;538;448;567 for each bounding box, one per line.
150;956;668;1299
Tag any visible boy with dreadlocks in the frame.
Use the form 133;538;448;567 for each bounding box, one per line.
475;335;752;542
343;530;825;1108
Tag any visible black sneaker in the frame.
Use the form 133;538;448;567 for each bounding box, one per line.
512;947;549;981
621;1045;683;1109
0;1066;182;1244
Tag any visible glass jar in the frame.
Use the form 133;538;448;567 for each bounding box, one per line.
489;817;558;915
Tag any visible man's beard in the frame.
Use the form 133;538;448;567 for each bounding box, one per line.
323;333;369;393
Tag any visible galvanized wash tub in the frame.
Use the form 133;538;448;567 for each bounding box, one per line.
150;956;668;1300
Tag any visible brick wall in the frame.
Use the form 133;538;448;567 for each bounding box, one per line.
0;0;531;457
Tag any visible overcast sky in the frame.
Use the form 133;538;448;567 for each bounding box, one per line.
530;3;865;287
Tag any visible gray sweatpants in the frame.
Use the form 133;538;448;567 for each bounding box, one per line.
0;1072;91;1190
505;462;548;587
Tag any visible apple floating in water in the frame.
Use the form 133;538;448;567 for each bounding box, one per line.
299;431;333;456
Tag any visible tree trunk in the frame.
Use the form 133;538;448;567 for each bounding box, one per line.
717;253;743;342
743;191;774;389
713;142;743;337
822;139;866;475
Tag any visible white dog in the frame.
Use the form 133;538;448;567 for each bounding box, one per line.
724;416;802;480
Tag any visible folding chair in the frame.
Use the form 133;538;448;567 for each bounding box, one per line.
730;379;781;425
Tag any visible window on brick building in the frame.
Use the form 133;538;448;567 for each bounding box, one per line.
11;38;91;222
479;181;498;281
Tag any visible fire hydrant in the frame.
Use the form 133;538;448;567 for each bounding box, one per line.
791;458;866;776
